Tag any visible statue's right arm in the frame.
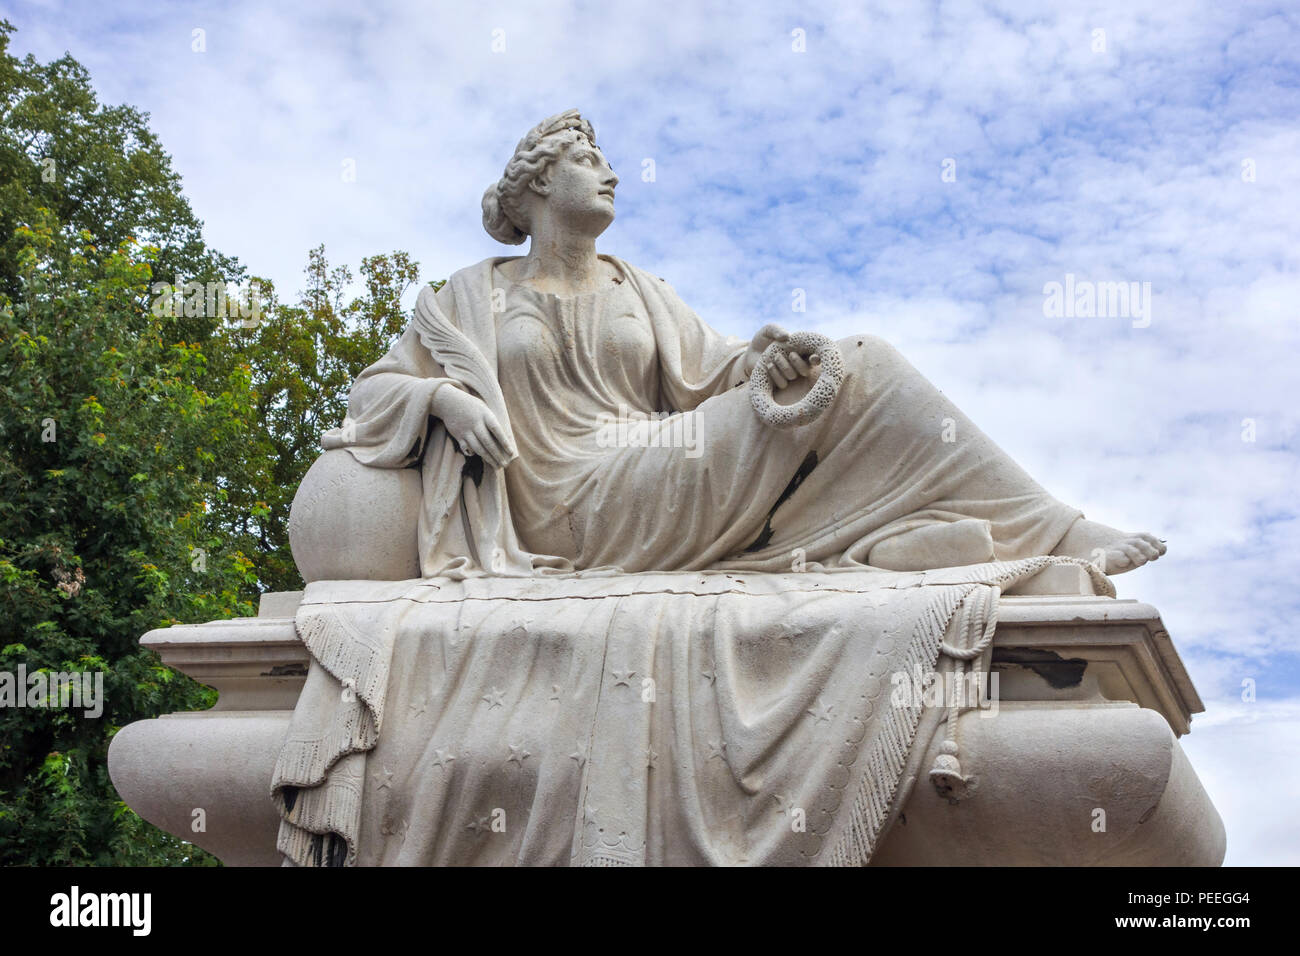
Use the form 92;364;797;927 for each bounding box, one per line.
325;284;516;470
322;285;460;469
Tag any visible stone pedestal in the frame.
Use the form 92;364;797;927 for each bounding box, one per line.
870;586;1224;865
108;576;1224;866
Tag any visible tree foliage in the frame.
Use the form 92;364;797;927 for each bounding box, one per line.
0;20;419;863
209;247;420;593
0;211;256;865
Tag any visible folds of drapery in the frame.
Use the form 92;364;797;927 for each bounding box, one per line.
280;255;1111;867
319;256;751;579
270;558;1113;867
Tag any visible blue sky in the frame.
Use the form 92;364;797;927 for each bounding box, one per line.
9;0;1299;864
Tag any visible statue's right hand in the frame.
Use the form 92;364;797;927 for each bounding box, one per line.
745;323;789;376
747;323;815;389
431;385;517;469
749;322;789;352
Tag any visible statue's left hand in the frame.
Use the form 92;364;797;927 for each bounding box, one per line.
746;323;816;389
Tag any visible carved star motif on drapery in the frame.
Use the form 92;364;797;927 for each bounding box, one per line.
482;686;505;709
507;743;531;767
806;697;834;724
431;748;455;770
612;669;635;687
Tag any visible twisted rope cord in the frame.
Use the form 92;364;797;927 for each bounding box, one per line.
930;586;998;801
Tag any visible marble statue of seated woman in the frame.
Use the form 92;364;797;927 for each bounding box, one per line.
289;109;1165;584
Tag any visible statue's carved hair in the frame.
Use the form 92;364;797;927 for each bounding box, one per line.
482;109;597;244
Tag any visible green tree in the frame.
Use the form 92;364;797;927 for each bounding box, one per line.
0;212;257;864
0;21;237;322
0;21;425;864
209;247;422;593
0;20;252;865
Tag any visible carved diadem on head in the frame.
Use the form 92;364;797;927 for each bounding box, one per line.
482;109;597;244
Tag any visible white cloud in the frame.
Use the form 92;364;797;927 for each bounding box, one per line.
9;0;1298;863
1180;697;1300;866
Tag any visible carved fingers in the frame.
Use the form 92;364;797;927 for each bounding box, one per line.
767;348;815;389
746;324;791;376
787;351;814;377
459;423;513;470
749;333;844;429
473;416;516;470
433;384;517;469
460;431;485;461
753;323;790;349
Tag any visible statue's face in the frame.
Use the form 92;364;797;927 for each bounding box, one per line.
534;135;618;237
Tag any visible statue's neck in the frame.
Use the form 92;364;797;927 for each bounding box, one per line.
516;226;602;294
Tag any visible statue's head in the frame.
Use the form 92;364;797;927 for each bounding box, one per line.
482;109;618;245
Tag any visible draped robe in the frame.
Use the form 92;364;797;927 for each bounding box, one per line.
321;254;1081;576
271;254;1100;866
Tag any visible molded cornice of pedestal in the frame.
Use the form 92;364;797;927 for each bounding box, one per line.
997;595;1203;735
142;586;1203;735
140;611;306;711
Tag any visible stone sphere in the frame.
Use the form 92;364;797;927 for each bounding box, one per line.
288;449;422;582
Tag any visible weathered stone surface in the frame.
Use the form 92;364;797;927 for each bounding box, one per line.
110;109;1219;867
872;705;1225;866
108;581;1222;866
288;448;420;582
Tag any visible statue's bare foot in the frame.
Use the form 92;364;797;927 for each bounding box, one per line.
1053;519;1166;574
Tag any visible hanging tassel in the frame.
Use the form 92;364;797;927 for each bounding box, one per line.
930;586;997;802
929;736;970;801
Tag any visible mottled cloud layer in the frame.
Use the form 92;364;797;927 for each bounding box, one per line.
10;0;1298;863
